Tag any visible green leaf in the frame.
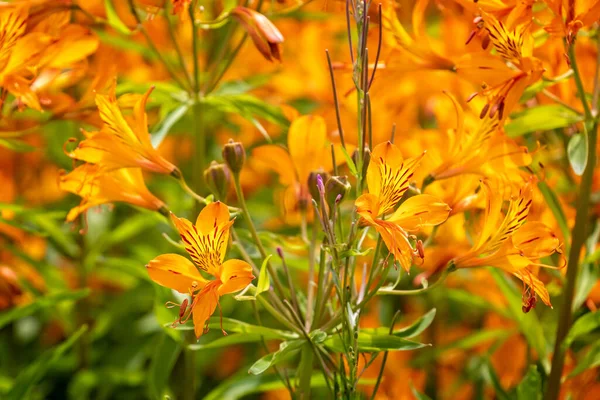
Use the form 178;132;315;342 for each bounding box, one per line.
325;332;429;353
505;105;584;137
517;365;542;400
340;146;358;176
6;325;87;400
0;289;90;329
520;70;574;102
104;0;133;35
489;269;550;373
412;329;512;367
410;383;432;400
483;360;510;400
147;334;181;400
248;340;304;375
189;333;273;351
567;340;600;377
151;103;190;148
203;94;290;130
567;133;588;176
562;310;600;350
395;308;436;338
208;317;297;340
256;254;272;296
0;138;36;152
204;371;335;400
537;181;570;243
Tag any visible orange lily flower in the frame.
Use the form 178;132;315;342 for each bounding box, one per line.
59;164;166;222
452;178;563;309
544;0;600;44
356;142;451;271
0;5;52;111
146;202;255;338
67;84;177;175
253;115;350;223
428;94;531;181
381;0;455;71
457;10;544;120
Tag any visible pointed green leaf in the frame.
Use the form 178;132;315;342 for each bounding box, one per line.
104;0;133;35
256;254;272;296
505;105;584;137
567;132;588;176
6;326;87;400
148;334;181;400
517;365;542;400
248;340;304;375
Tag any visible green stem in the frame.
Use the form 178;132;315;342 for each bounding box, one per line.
232;176;288;299
183;332;196;400
545;45;598;400
191;100;206;213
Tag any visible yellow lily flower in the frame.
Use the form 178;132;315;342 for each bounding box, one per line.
67;84;177;175
452;178;562;308
544;0;600;44
356;142;451;271
457;10;544;120
146;202;255;338
59;164;166;222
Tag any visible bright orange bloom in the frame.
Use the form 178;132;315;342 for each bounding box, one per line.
544;0;600;43
0;5;51;111
59;164;166;222
146;202;255;338
171;0;191;16
253;115;350;223
428;94;531;181
457;11;544;120
381;0;455;71
356;142;450;271
67;84;177;175
452;178;562;308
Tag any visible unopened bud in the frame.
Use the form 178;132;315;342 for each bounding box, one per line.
352;148;371;177
230;7;284;62
307;169;329;201
325;175;351;209
204;161;231;200
222;139;246;175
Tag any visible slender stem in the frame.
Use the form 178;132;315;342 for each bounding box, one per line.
546;45;599;400
166;4;194;91
326;50;346;149
128;0;186;89
542;89;581;115
190;1;200;94
370;310;401;400
232;176;288;298
183;332;196;400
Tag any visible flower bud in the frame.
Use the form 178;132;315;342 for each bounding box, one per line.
352;147;371;177
230;7;284;62
325;175;351;209
307;169;329;202
222;140;246;175
204;161;231;200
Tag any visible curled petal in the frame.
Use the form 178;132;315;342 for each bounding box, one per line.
146;254;206;293
218;259;255;295
513;221;560;259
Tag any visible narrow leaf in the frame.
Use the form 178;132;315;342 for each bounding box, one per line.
256;254;272;296
148;334;181;400
104;0;133;35
505;105;584;137
517;365;542;400
567;133;588;176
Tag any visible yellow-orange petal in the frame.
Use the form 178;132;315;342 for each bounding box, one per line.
375;220;414;272
288;115;327;184
355;193;380;224
218;259;255;295
252;144;297;186
146;254;206;294
195;201;230;236
169;213;222;277
192;282;220;338
513;221;560;259
388;194;450;231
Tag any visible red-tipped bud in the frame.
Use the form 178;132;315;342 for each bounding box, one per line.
230;7;284;62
